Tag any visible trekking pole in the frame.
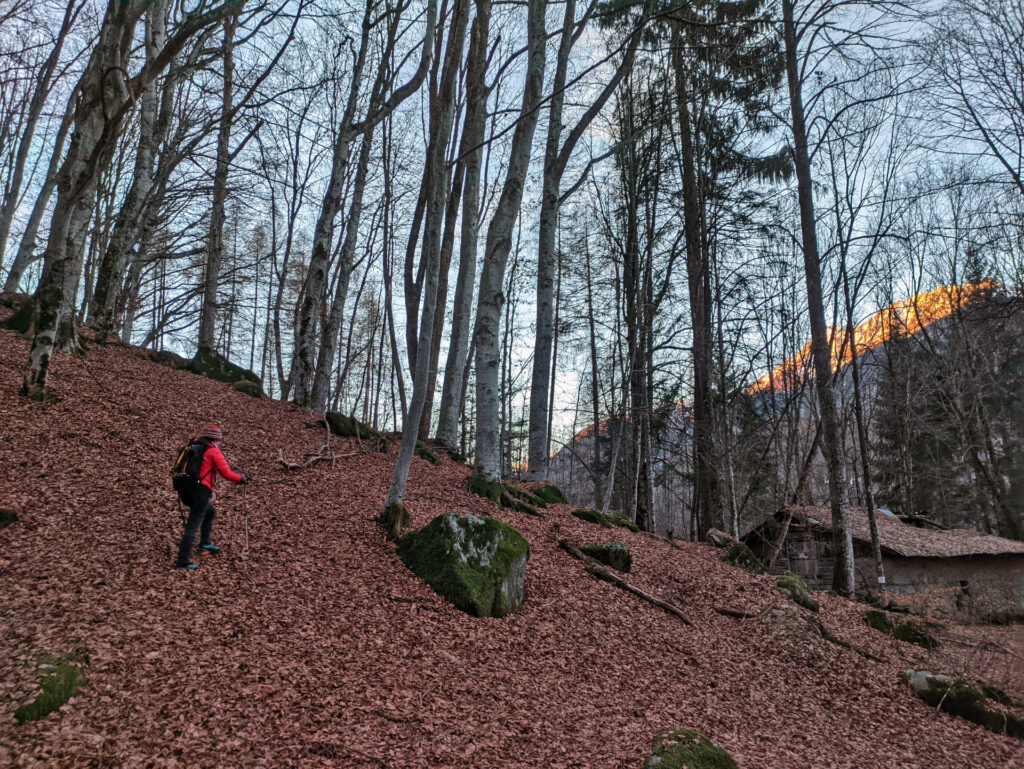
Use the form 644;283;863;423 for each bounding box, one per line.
240;483;250;561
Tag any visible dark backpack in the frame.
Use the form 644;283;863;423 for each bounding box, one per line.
171;439;211;495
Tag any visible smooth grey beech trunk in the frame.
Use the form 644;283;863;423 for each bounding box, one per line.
21;0;251;398
435;0;492;450
197;11;236;352
782;0;854;595
526;1;644;480
384;0;469;507
472;0;548;484
0;0;80;268
292;0;436;408
89;0;168;337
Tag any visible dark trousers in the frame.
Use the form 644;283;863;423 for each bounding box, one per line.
175;486;215;566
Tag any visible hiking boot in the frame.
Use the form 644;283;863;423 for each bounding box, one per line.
199;544;220;554
174;562;199;570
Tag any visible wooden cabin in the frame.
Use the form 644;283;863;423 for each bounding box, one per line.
743;506;1024;623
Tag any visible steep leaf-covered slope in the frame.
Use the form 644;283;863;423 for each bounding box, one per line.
0;327;1020;768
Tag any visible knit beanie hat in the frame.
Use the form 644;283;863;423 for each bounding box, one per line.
200;425;223;441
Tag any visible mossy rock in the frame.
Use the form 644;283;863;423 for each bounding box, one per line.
572;508;612;528
504;483;546;508
468;474;505;506
148;349;190;370
0;293;34;333
533;483;567;505
865;609;937;649
325;411;380;439
0;508;18;529
720;542;766;574
904;669;1024;738
581;543;632;573
777;571;819;612
705;528;734;548
415;441;443;465
190;347;261;391
14;653;86;724
606;511;640;533
397;513;530;618
233;379;261;397
644;728;739;769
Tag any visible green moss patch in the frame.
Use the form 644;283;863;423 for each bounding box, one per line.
0;508;18;529
0;294;33;333
14;654;86;724
325;411;380;439
233;380;261;397
397;513;530;618
415;441;443;465
606;511;640;533
571;507;639;532
904;669;1024;738
865;610;937;649
581;543;632;573
533;483;567;505
504;484;546;508
572;508;612;528
720;542;765;574
777;571;819;612
468;475;543;515
149;350;190;370
644;728;739;769
190;347;261;392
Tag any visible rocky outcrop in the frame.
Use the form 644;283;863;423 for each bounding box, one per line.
397;513;530;618
581;543;632;573
720;542;765;574
903;669;1023;738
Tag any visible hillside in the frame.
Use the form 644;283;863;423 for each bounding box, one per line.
0;326;1021;768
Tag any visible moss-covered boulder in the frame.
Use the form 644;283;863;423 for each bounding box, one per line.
190;347;261;391
1;293;34;333
720;542;765;574
0;508;18;529
607;511;640;532
149;350;190;370
397;513;530;618
865;609;937;649
233;379;261;397
572;508;612;528
325;411;380;439
705;528;734;548
467;475;543;515
903;669;1024;738
504;483;546;508
414;441;443;465
777;571;819;612
14;653;87;724
643;728;739;769
533;483;567;505
581;543;632;573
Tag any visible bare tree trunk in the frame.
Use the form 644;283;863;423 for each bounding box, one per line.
782;0;854;596
670;22;716;539
3;90;76;293
526;2;644;479
197;11;236;352
0;0;80;264
436;0;492;449
292;0;434;406
90;0;169;338
471;0;548;484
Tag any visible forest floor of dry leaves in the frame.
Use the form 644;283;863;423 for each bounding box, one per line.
1;322;1023;768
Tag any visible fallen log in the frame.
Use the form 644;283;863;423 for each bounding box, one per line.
558;539;693;626
714;606;758;620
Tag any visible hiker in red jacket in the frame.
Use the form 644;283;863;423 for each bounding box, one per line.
174;425;248;569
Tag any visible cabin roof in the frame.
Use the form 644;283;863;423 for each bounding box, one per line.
752;506;1024;559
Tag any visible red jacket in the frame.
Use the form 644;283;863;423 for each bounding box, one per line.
198;444;242;491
